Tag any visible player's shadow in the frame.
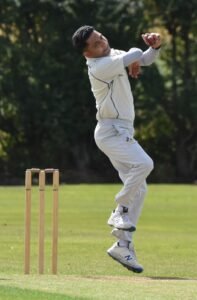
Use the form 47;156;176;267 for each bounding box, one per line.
148;276;197;281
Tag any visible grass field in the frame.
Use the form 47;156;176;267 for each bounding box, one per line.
0;184;197;299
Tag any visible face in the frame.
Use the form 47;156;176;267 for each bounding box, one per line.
83;30;111;58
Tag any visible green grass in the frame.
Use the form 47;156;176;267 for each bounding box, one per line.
0;184;197;299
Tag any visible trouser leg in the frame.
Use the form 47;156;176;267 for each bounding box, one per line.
95;122;153;241
112;184;147;242
116;167;147;225
111;161;147;241
106;139;153;208
128;181;147;226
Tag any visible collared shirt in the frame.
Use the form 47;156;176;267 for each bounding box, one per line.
86;47;159;123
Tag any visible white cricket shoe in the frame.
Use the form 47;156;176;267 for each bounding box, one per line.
107;210;136;232
129;242;139;263
111;228;134;241
107;242;143;273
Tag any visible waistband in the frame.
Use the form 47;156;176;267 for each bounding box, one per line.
97;118;133;128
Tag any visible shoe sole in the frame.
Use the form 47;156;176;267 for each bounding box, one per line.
111;230;132;241
108;223;136;232
107;252;143;273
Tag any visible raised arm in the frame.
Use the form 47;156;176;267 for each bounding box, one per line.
122;48;143;67
128;33;161;78
122;48;143;79
140;33;161;66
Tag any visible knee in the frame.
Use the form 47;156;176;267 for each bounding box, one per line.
143;157;154;174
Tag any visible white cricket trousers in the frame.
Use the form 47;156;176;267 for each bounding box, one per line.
94;119;153;242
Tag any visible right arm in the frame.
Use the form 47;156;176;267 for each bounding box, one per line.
122;48;143;67
139;33;161;66
91;48;143;81
128;33;162;78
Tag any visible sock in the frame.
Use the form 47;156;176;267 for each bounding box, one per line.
116;205;128;213
118;240;129;248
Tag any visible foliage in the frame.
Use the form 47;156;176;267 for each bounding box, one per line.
0;0;196;183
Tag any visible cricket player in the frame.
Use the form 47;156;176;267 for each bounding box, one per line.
72;25;161;273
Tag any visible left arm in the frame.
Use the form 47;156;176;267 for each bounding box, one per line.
128;32;161;77
139;47;160;66
139;33;161;66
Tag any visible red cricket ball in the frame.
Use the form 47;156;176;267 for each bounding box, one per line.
147;35;155;46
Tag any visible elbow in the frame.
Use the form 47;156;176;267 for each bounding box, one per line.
123;48;143;67
131;48;143;60
136;48;143;58
144;60;153;66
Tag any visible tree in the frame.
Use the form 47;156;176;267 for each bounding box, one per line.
0;0;196;183
146;0;197;181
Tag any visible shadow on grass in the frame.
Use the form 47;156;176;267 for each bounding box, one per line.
148;276;197;281
0;278;11;281
0;286;87;300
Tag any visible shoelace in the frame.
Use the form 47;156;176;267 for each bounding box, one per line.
113;211;131;225
122;213;130;222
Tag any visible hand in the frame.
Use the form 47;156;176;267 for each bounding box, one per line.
141;33;161;49
128;61;141;79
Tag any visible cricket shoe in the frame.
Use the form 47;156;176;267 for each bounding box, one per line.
107;210;136;232
111;229;139;264
111;228;135;241
107;242;143;273
129;242;139;264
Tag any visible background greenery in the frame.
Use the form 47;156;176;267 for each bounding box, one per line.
0;0;196;184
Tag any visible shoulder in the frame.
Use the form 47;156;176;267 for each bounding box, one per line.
88;50;124;68
86;49;125;80
112;48;126;55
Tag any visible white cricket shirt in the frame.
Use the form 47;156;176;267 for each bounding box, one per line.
86;47;159;123
86;49;135;123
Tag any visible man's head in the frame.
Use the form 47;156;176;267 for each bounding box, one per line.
72;25;111;58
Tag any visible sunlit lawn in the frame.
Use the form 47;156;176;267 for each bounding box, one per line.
0;184;197;299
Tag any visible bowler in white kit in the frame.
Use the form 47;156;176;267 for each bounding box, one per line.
72;26;161;273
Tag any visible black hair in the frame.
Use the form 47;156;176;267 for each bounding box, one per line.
72;25;94;53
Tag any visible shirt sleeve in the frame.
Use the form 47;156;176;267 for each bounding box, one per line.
90;48;143;81
139;47;160;66
123;48;143;67
91;55;125;81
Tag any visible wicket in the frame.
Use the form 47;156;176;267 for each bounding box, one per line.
24;168;59;275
